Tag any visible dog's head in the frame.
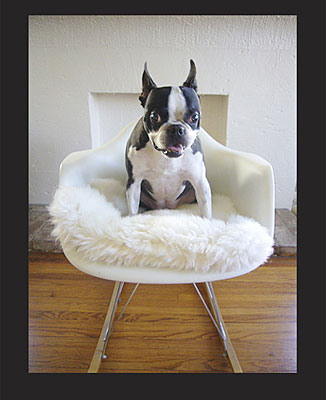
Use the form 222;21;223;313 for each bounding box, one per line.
139;60;201;158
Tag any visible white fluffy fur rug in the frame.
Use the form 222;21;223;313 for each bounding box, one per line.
49;179;273;274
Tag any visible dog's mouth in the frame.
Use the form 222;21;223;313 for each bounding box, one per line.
153;142;185;158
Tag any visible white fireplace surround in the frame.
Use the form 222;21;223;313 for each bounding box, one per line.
29;15;296;208
88;93;228;148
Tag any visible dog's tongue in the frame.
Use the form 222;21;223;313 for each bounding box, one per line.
167;144;183;153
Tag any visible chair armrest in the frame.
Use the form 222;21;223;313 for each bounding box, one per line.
59;120;137;187
201;129;275;237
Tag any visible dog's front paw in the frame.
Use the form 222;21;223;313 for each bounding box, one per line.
201;204;212;219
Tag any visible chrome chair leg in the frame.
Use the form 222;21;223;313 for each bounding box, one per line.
102;282;125;345
88;281;139;373
194;282;243;373
88;281;123;373
102;283;139;357
205;282;227;345
193;283;226;347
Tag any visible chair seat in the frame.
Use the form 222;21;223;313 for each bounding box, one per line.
63;244;269;284
49;176;273;284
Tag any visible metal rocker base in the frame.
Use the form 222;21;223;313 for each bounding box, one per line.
88;281;242;373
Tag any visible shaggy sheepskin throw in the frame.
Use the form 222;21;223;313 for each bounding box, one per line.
49;179;273;274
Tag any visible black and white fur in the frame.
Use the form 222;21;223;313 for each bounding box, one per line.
125;60;212;218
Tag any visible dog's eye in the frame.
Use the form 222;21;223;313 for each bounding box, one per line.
150;112;161;123
190;112;199;123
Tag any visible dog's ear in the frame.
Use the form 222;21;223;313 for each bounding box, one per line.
182;59;197;92
139;62;157;107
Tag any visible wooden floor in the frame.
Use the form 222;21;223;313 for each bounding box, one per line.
29;253;297;373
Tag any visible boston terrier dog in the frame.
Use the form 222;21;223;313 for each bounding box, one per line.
125;60;212;219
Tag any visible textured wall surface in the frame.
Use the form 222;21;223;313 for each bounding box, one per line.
29;15;296;207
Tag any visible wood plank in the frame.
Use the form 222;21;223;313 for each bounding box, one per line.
212;259;297;373
29;252;296;373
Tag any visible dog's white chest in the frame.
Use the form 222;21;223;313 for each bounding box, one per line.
128;142;203;209
144;167;186;209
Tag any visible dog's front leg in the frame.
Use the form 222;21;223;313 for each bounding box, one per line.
192;177;212;219
126;179;142;216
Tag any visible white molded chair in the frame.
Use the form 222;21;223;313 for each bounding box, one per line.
58;119;275;373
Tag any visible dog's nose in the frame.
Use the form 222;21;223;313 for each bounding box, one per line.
167;124;185;137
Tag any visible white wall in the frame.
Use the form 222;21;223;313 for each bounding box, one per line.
29;15;296;208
